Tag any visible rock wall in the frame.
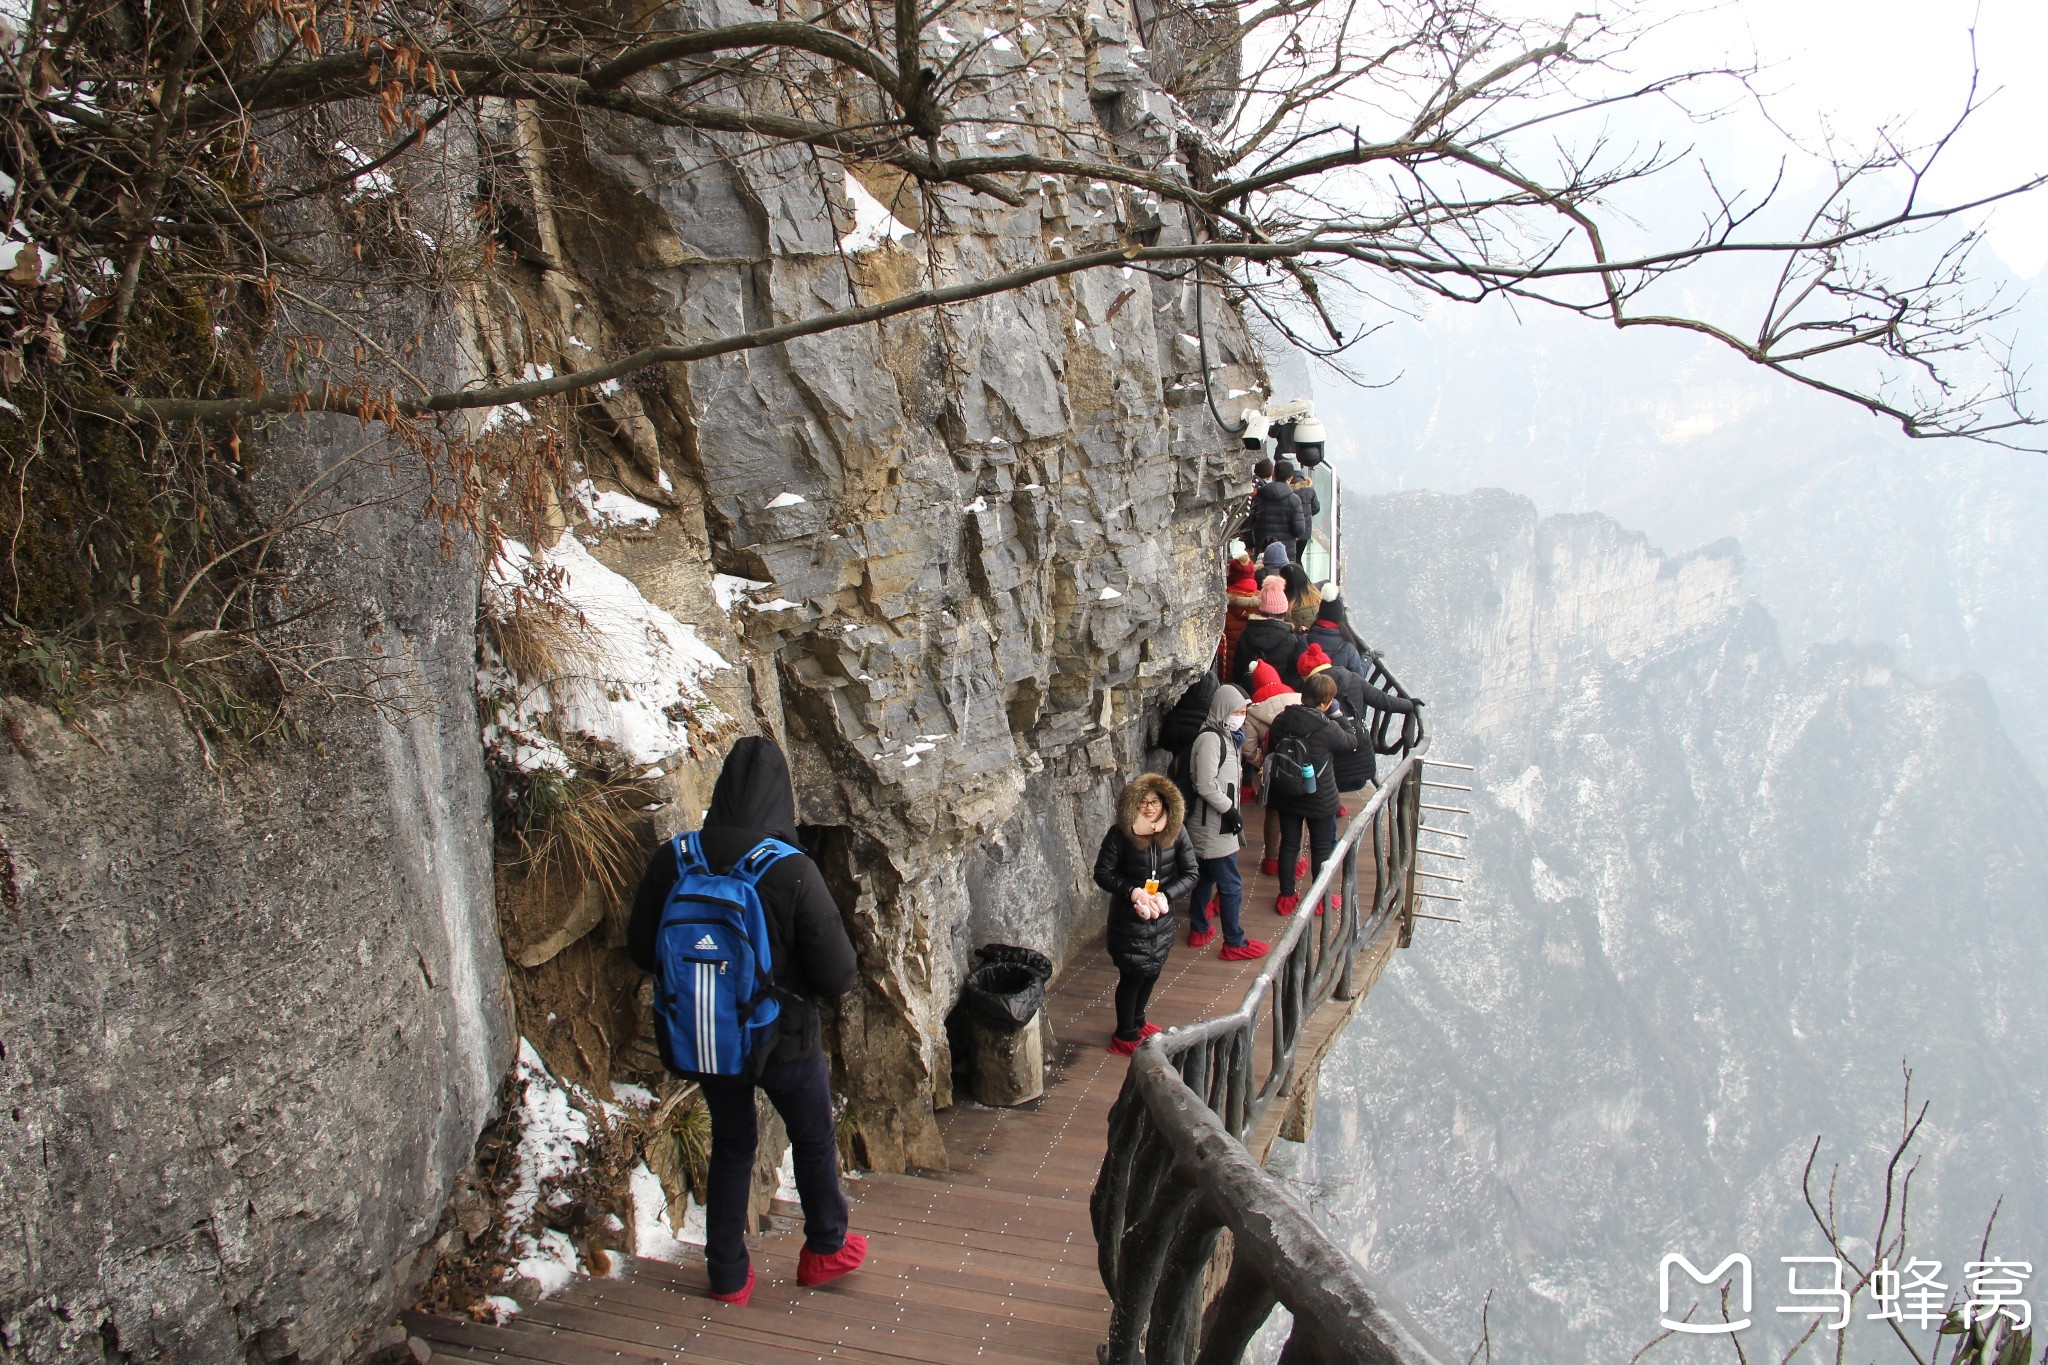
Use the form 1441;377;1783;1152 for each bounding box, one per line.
487;0;1261;1169
0;0;1262;1354
0;417;513;1361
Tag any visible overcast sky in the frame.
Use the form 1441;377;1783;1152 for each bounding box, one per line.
1685;0;2046;277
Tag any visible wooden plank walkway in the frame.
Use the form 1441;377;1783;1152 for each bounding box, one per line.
406;797;1395;1364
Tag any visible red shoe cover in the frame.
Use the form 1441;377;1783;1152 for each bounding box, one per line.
1219;940;1270;961
1338;804;1348;817
710;1267;756;1306
1108;1034;1142;1056
1259;858;1279;876
1139;1022;1164;1040
1295;857;1310;879
1206;892;1220;914
1189;927;1218;948
1275;894;1299;916
798;1233;868;1288
1323;894;1340;917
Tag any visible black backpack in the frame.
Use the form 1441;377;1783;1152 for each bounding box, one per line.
1263;733;1321;800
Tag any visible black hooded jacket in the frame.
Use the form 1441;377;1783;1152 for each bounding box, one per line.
1233;616;1300;689
628;736;859;1069
1325;665;1414;791
1262;703;1362;820
1247;479;1309;549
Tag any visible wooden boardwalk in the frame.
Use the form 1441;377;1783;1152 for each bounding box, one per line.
406;798;1397;1364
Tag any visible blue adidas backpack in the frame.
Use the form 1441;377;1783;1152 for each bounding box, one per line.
653;832;798;1076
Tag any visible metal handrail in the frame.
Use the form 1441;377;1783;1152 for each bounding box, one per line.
1090;730;1458;1364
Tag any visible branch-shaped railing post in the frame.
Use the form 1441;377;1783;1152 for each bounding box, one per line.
1112;1045;1461;1365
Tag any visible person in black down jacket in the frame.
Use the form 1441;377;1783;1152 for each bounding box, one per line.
1233;577;1301;690
1261;672;1361;917
1246;465;1309;559
1297;644;1422;796
1094;773;1198;1055
1300;595;1370;678
627;736;864;1305
1285;461;1320;528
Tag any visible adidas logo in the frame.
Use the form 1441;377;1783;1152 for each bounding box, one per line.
695;934;718;950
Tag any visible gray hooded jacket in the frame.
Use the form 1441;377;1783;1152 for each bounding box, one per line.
1186;684;1248;860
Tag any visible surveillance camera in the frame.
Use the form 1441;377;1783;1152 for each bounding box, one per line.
1239;410;1269;449
1293;415;1328;465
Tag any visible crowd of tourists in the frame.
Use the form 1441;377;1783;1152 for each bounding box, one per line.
1094;455;1425;1055
622;458;1425;1302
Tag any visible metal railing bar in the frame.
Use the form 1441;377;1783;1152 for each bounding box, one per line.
1420;803;1469;814
1413;911;1463;923
1420;780;1472;791
1425;760;1476;770
1419;825;1468;838
1419;847;1467;860
1416;870;1463;882
1415;890;1463;901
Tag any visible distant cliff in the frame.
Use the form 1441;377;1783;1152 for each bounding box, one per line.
1303;488;2048;1361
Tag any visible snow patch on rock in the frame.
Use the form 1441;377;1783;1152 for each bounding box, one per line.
480;533;728;772
840;174;915;252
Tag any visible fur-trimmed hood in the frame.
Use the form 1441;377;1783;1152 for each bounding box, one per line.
1117;772;1185;847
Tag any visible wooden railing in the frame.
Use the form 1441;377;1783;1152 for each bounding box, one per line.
1090;751;1458;1364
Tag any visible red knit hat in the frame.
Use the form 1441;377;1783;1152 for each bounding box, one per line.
1296;643;1333;677
1248;660;1291;705
1226;560;1259;593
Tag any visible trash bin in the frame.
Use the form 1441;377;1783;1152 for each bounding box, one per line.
964;946;1052;1106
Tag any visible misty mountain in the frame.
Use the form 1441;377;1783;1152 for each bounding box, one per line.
1316;288;2048;779
1296;489;2048;1361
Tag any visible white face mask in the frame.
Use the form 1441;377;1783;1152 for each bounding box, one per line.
1227;714;1247;731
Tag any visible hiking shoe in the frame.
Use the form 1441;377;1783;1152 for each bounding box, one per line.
1259;857;1279;876
1108;1034;1142;1056
1219;940;1270;961
1139;1022;1164;1040
709;1268;756;1306
1275;894;1300;916
1188;927;1218;948
798;1233;868;1288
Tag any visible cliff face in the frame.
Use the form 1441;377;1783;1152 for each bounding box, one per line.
0;423;513;1362
1302;489;2048;1361
0;0;1257;1356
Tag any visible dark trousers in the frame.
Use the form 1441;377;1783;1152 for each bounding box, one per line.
696;1051;849;1293
1276;810;1337;896
1113;969;1160;1040
1190;853;1247;946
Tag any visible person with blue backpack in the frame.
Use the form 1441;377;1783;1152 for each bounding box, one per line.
627;735;864;1306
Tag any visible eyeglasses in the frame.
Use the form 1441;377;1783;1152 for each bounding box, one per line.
1138;797;1165;810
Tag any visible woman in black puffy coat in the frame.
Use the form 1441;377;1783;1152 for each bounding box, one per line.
1094;773;1198;1055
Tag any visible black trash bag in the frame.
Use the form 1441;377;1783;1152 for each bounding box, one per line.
965;962;1045;1032
975;943;1053;983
